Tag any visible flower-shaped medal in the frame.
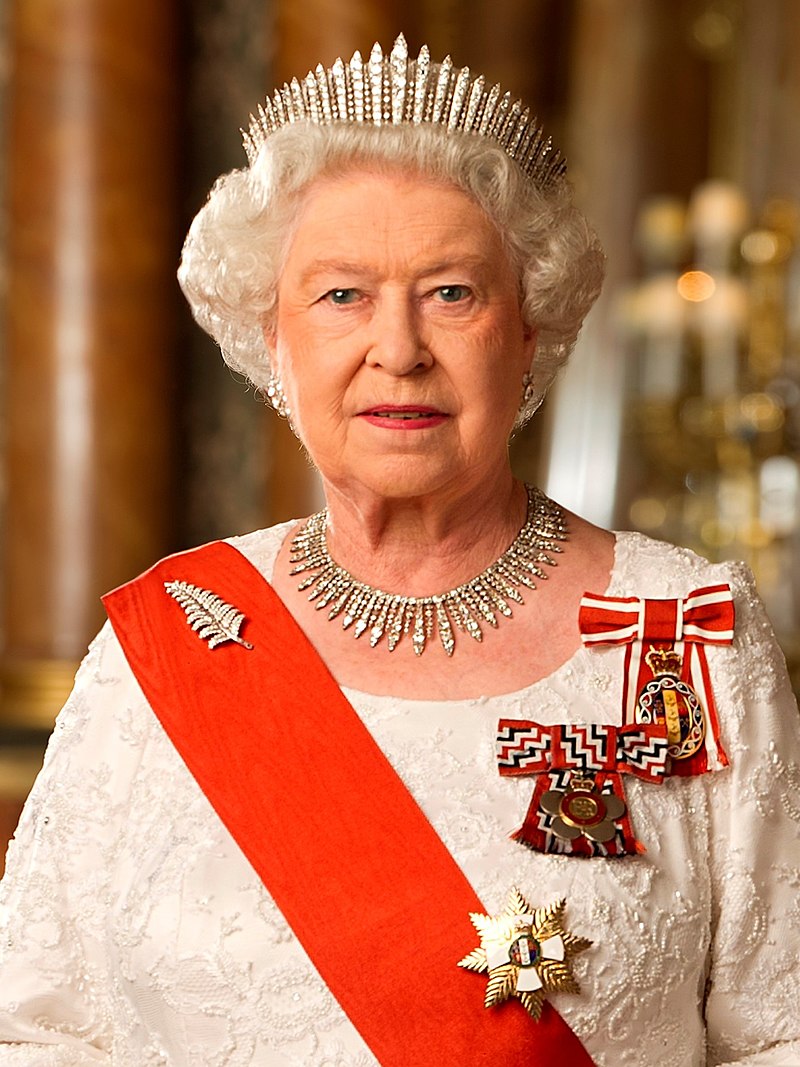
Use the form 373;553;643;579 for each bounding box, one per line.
458;889;591;1019
539;774;626;844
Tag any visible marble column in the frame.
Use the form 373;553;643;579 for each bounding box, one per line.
2;0;180;728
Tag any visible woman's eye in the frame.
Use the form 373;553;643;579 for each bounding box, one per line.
436;285;471;303
325;288;359;305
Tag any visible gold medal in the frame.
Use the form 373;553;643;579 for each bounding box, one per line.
458;889;591;1020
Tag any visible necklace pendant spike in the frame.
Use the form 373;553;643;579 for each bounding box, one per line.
412;604;427;656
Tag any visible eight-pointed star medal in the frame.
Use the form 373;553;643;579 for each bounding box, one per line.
458;888;591;1020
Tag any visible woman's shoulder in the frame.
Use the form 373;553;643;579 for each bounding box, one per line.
611;529;755;601
122;521;298;588
226;518;297;581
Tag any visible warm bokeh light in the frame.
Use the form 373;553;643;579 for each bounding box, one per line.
677;270;716;301
739;392;784;433
740;229;792;265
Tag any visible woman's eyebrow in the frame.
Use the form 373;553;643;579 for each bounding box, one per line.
297;260;375;281
297;254;491;287
415;254;492;278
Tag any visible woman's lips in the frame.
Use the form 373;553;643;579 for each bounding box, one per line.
358;405;449;429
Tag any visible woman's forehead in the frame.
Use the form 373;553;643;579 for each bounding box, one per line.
299;167;476;216
284;171;509;273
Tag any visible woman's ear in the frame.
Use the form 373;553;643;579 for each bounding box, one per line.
261;323;292;420
522;324;538;364
261;321;278;364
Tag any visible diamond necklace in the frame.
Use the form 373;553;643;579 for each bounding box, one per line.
289;485;567;657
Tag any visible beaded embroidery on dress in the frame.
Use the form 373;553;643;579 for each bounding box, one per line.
1;525;799;1065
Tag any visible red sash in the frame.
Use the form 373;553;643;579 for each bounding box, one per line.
103;540;595;1067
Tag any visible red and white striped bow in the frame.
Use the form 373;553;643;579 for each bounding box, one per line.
577;583;734;776
578;584;734;647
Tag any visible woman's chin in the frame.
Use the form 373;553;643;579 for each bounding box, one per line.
326;458;461;502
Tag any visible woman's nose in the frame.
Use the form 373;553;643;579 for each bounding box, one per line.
365;295;433;374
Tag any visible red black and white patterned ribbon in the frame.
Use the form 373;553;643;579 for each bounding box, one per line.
497;719;670;858
578;584;734;775
497;720;670;782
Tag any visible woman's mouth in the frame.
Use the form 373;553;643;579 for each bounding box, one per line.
358;406;449;429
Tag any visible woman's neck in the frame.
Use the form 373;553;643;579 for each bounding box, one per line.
318;473;528;596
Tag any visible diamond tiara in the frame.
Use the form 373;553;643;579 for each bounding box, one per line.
242;34;567;189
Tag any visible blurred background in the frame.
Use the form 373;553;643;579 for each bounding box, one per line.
2;0;800;862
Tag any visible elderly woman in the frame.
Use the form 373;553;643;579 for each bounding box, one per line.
1;36;799;1067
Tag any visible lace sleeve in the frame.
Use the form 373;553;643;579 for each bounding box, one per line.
704;564;800;1066
0;624;149;1063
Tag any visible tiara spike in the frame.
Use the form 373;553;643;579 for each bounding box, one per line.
350;50;365;122
491;91;512;136
543;138;567;184
539;142;558;182
257;101;272;135
509;106;530;155
369;41;384;126
331;57;347;121
464;75;486;131
304;72;321;123
390;34;408;123
280;85;294;123
441;73;458;125
499;99;523;148
431;55;453;124
448;66;471;130
244;40;566;189
478;83;501;134
517;115;539;160
242;126;256;164
290;79;305;122
519;126;543;179
315;64;333;122
412;45;431;123
272;89;286;127
242;111;261;164
276;86;288;123
344;60;355;121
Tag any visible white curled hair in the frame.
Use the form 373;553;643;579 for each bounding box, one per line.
178;122;606;425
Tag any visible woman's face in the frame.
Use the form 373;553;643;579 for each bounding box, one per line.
265;170;536;503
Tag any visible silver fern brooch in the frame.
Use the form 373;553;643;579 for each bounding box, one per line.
164;580;254;650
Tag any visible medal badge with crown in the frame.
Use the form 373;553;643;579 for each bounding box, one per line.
497;585;736;863
636;646;706;761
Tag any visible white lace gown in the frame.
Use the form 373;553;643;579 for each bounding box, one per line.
1;525;799;1066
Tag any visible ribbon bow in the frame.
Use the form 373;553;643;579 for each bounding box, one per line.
578;583;734;775
579;584;734;647
497;719;670;859
497;720;669;783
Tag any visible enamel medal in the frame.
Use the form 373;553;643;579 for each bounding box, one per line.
458;889;591;1020
636;647;705;762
